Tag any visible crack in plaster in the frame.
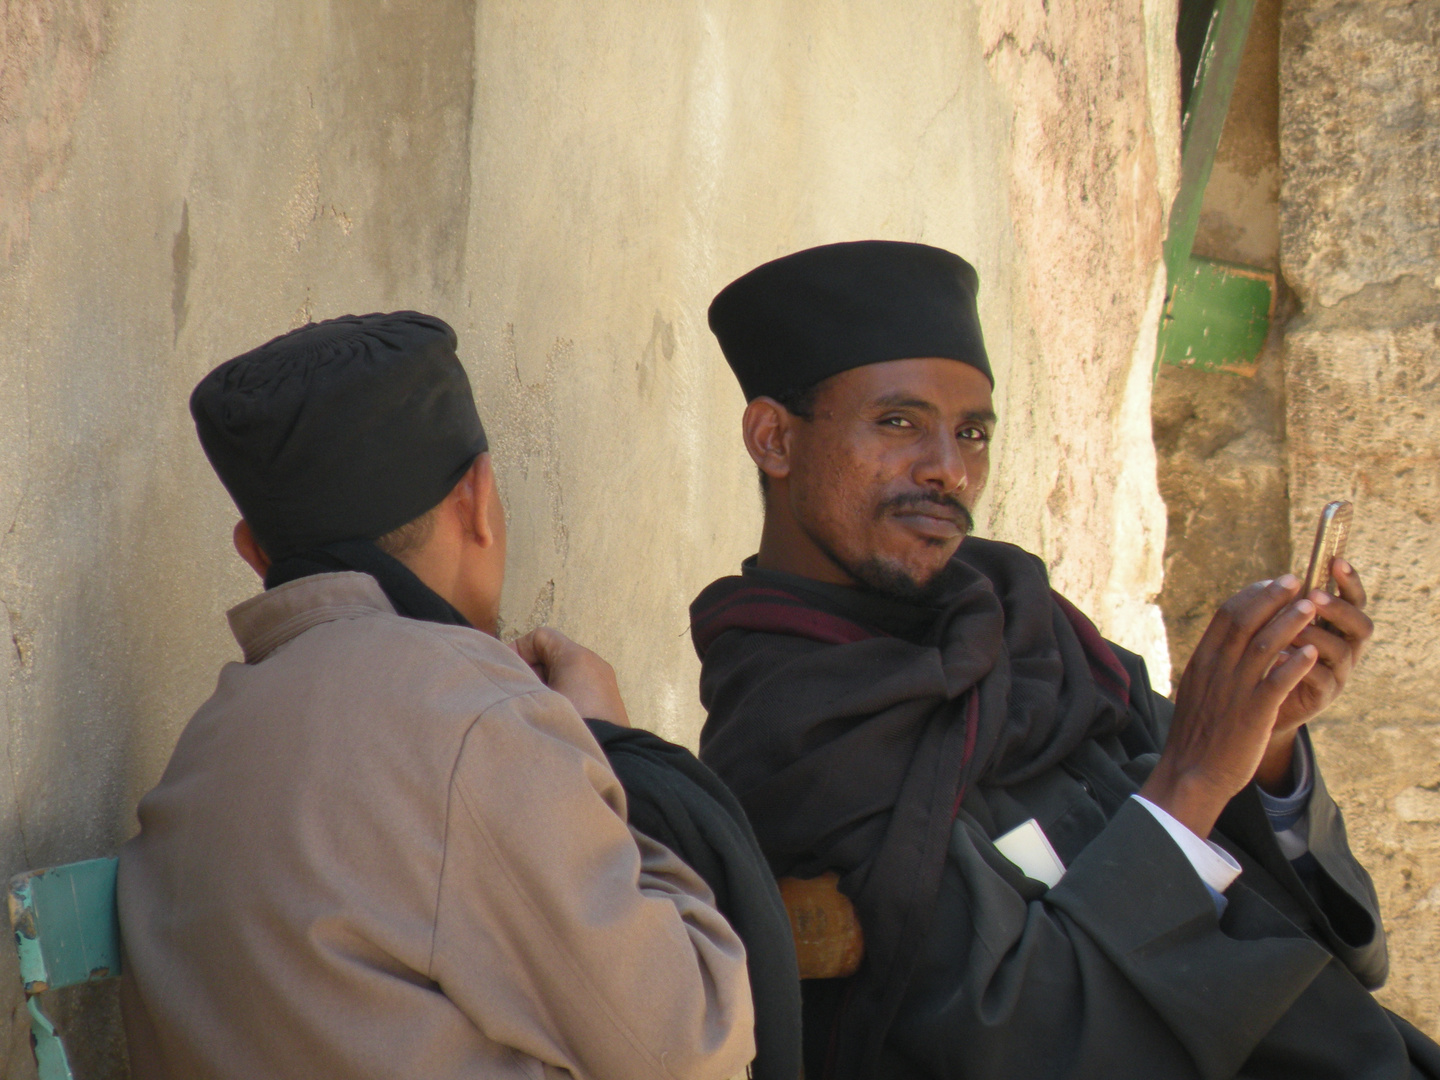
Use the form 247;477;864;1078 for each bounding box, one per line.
0;598;32;868
918;77;967;145
982;29;1059;67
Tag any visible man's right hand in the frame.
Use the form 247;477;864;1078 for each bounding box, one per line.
511;627;632;728
1140;576;1319;838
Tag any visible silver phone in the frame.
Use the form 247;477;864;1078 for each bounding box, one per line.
1301;500;1353;597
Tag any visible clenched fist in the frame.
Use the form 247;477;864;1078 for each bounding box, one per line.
511;627;632;728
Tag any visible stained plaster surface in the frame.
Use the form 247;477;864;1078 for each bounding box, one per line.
1281;0;1440;1037
0;1;1178;1074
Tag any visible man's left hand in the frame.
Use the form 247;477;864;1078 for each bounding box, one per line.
1256;559;1372;790
512;627;632;728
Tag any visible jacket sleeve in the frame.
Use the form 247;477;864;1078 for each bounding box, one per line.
1131;645;1387;986
887;800;1345;1080
1213;756;1389;990
429;687;755;1080
1132;645;1388;990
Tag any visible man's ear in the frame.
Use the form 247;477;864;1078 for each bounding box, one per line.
742;397;795;485
461;453;501;548
233;520;271;579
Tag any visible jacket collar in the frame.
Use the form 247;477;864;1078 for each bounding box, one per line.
227;572;395;664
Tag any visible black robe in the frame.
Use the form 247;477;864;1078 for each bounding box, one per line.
691;537;1440;1080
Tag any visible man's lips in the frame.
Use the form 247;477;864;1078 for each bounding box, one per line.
889;507;968;539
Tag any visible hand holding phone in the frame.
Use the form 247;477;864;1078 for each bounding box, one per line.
1272;498;1371;739
1146;501;1374;829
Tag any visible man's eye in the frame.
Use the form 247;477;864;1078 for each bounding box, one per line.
880;416;914;429
959;426;990;443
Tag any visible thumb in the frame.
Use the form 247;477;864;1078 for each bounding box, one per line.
510;630;540;665
514;626;573;670
510;629;556;681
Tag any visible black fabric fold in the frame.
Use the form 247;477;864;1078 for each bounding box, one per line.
585;720;803;1080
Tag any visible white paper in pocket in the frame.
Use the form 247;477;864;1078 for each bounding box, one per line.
992;818;1066;888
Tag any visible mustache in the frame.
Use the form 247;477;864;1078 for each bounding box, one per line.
879;492;975;533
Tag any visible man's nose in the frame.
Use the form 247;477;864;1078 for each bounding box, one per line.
914;432;968;493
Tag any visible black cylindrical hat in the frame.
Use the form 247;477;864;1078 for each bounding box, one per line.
708;240;991;400
190;311;487;559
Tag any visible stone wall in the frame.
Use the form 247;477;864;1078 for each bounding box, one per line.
0;1;1179;1074
1281;0;1440;1036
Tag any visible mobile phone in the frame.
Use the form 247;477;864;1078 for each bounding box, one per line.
1301;500;1353;597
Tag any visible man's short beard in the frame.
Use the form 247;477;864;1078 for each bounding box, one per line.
795;489;974;605
807;530;962;605
846;554;953;604
832;493;974;604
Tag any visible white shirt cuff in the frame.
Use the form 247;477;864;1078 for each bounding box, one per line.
1132;795;1243;894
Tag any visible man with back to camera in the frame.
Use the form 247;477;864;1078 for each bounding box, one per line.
118;312;757;1080
689;240;1440;1079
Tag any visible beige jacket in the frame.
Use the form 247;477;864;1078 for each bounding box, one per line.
118;572;754;1080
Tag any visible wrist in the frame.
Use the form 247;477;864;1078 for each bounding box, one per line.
1254;729;1298;794
1139;766;1226;839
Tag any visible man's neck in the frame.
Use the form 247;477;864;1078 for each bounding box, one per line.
394;544;499;635
755;505;855;588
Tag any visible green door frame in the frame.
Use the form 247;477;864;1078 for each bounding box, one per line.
1155;0;1272;376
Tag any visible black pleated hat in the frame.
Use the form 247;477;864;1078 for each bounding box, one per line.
190;312;487;560
708;240;992;400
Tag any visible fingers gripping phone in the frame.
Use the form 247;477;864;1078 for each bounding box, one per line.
1301;500;1353;598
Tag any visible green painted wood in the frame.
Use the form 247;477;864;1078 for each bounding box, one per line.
1156;256;1275;372
1177;0;1219;116
1164;0;1258;291
9;858;121;992
27;996;76;1080
8;858;121;1080
1157;0;1261;378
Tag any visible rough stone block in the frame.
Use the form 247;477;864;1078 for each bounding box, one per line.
1311;718;1440;1038
1285;306;1440;719
1153;354;1290;675
1279;1;1440;309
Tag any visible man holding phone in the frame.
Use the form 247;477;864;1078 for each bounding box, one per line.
690;241;1440;1079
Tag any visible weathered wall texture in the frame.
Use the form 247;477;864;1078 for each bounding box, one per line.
1153;0;1292;673
1281;0;1440;1036
0;1;1178;1074
975;0;1177;684
0;3;481;1072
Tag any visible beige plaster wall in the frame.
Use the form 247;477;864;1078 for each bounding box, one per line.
0;1;1179;1074
1280;0;1440;1037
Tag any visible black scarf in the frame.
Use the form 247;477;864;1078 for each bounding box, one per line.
266;540;471;624
270;541;802;1080
690;537;1133;1079
586;720;802;1080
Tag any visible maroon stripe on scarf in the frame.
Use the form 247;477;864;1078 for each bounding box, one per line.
950;691;981;819
1050;590;1132;702
691;583;881;655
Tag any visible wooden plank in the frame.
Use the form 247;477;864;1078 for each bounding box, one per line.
1156;0;1261;377
779;872;864;980
8;858;121;993
1157;256;1275;374
1164;0;1258;289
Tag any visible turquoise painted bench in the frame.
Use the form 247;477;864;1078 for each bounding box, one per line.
7;858;121;1080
